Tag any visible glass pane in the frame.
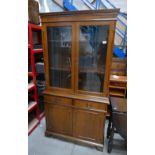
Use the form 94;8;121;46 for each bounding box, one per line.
47;26;72;88
78;25;109;92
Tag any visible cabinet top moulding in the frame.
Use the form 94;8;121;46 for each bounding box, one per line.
39;9;120;23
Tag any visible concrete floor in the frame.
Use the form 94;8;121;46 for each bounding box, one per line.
28;119;127;155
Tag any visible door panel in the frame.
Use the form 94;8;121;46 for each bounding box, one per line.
44;23;76;92
73;109;105;143
77;24;109;93
47;26;72;88
45;103;72;136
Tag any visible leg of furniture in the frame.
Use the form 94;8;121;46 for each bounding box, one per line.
108;97;127;153
45;131;51;137
108;125;114;153
96;146;104;152
107;116;112;139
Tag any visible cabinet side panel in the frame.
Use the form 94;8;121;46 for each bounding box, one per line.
103;22;117;96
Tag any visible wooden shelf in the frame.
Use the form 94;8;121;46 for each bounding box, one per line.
109;75;127;97
79;68;104;74
50;67;104;74
109;85;126;89
33;49;43;53
28;83;35;92
51;67;70;72
28;101;37;112
110;75;127;82
109;91;125;97
28;118;39;135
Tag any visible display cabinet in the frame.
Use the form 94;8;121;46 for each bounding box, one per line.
40;9;119;151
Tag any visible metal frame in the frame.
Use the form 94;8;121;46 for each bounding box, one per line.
28;23;45;136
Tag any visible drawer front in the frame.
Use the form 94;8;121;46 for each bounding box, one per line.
110;81;126;87
44;95;72;106
89;102;107;111
74;100;107;111
74;100;88;108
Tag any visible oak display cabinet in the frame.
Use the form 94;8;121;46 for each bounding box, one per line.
40;9;119;151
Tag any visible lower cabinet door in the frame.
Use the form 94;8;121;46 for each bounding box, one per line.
45;103;72;136
73;109;105;144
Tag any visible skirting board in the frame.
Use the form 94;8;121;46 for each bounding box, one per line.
45;130;104;151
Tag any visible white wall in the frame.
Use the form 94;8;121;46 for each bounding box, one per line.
36;0;63;13
36;0;127;13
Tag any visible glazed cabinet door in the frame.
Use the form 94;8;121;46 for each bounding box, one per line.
43;23;75;92
45;103;72;136
75;22;114;96
73;109;105;144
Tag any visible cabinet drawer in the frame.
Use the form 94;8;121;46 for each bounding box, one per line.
89;102;107;111
74;100;88;108
74;100;107;111
110;81;126;88
44;95;72;106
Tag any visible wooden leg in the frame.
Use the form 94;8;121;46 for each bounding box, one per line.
45;131;51;137
107;116;112;139
96;146;103;152
107;126;114;153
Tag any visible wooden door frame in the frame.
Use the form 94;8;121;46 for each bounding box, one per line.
42;22;76;94
74;21;116;97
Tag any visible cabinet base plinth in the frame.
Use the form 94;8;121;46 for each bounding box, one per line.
45;130;104;152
